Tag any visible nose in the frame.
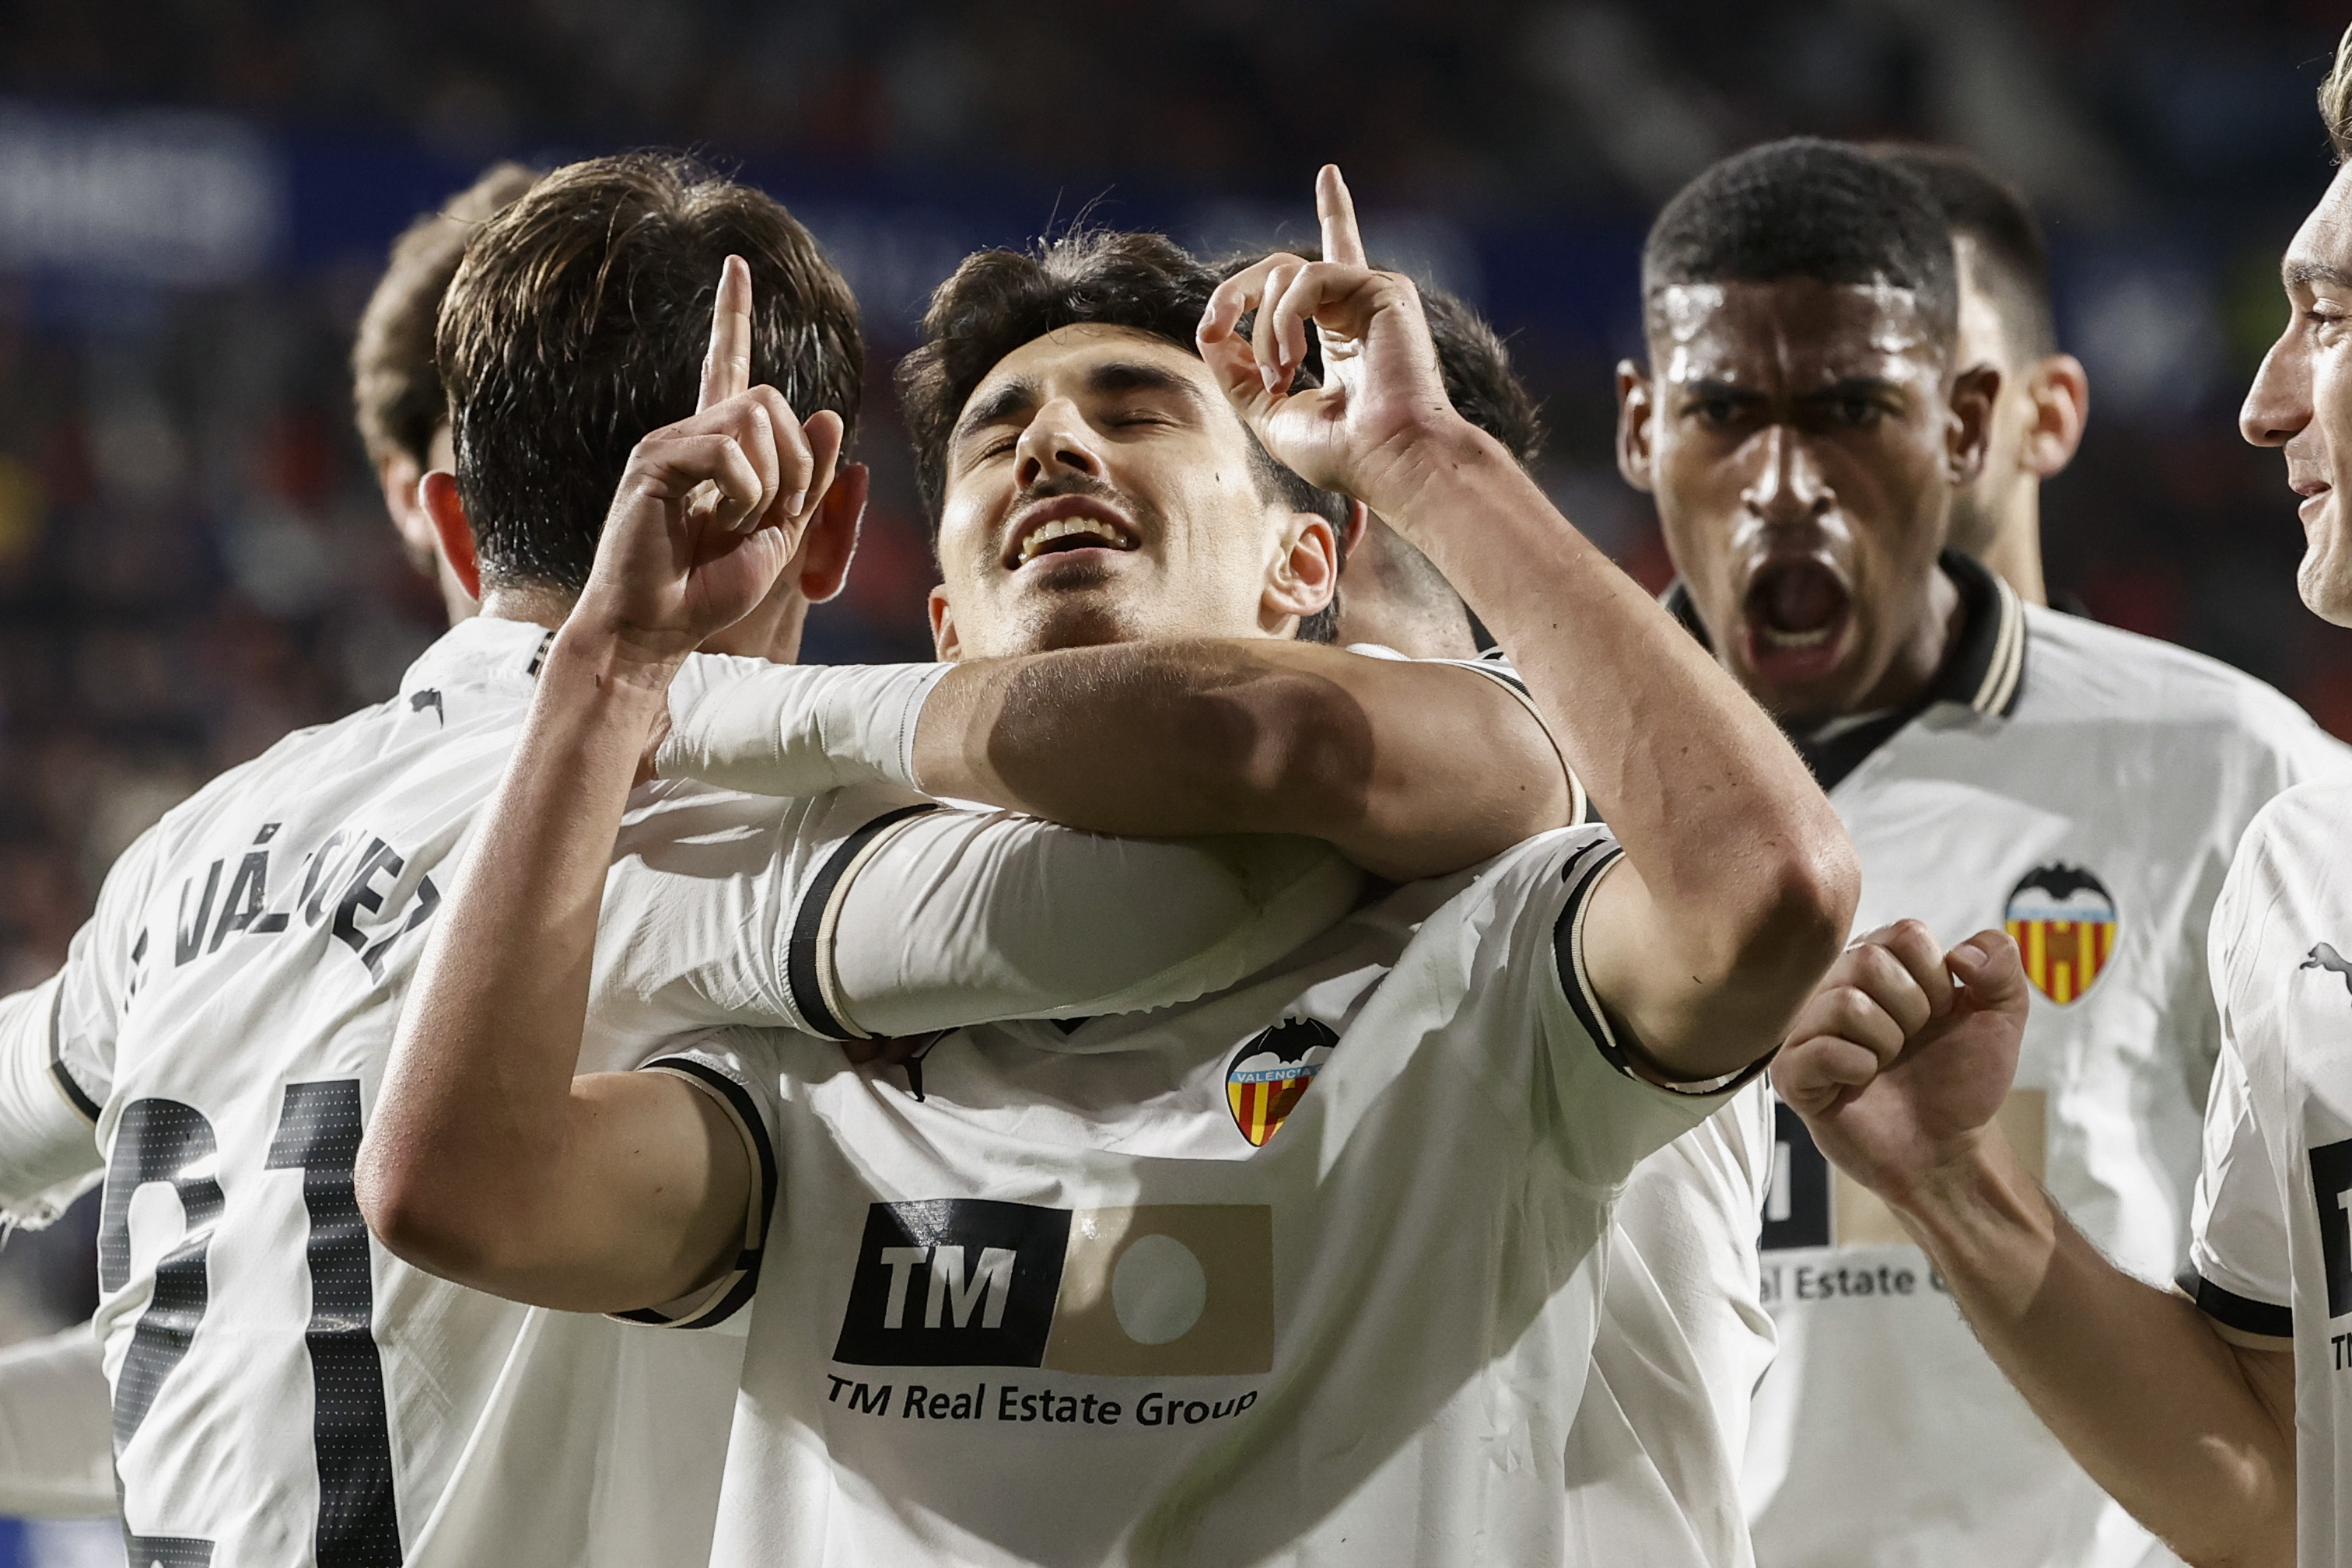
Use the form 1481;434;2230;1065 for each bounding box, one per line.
1014;397;1104;488
1741;425;1832;527
2240;324;2309;450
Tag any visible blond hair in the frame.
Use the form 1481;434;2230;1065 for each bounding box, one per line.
2325;23;2352;163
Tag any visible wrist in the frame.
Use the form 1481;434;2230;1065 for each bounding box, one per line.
1883;1126;2049;1248
541;624;684;713
1356;416;1517;531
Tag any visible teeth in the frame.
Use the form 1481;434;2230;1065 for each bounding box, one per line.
1018;516;1127;563
1759;624;1834;650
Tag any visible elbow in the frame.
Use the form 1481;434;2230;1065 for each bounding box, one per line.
356;1139;509;1288
1718;822;1860;999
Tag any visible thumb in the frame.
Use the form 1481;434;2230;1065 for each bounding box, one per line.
1948;929;2028;1019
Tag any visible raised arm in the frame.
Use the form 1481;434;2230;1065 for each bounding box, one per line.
360;257;824;1310
1195;168;1855;1082
1776;924;2294;1568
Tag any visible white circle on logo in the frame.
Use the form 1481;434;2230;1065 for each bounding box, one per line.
1111;1234;1208;1346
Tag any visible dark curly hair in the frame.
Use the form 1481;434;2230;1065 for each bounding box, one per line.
438;152;864;595
896;229;1351;641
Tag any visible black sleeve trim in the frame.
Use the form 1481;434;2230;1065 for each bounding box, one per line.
2178;1265;2293;1340
637;1055;781;1330
786;803;938;1041
1551;840;1773;1098
47;983;99;1125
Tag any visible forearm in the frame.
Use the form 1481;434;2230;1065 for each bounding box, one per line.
1895;1134;2295;1566
912;640;1570;880
1386;429;1854;1059
361;626;670;1283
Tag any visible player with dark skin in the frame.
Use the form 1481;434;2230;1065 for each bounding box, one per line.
1617;278;1998;730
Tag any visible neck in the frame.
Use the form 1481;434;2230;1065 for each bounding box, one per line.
1835;562;1965;723
478;585;572;630
1972;488;2047;607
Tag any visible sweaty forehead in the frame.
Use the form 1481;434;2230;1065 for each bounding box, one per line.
1647;278;1945;389
960;322;1220;427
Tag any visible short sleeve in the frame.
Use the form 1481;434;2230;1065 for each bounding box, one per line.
817;810;1364;1042
2183;1022;2293;1344
613;1029;789;1330
0;975;103;1227
1482;829;1769;1190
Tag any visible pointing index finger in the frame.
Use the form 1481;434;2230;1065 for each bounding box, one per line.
698;255;753;413
1317;165;1368;270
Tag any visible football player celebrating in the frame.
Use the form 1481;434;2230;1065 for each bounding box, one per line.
1610;138;2348;1567
363;167;1857;1565
0;152;1399;1568
0;160;541;1529
1779;26;2352;1568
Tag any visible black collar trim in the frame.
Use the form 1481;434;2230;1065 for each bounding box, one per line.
1661;549;2027;790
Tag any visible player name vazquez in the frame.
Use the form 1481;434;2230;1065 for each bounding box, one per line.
157;819;442;985
824;1375;1260;1428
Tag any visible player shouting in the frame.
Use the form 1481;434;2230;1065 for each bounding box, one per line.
1610;138;2344;1566
1775;27;2352;1568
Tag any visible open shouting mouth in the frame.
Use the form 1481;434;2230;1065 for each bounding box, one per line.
1739;557;1852;686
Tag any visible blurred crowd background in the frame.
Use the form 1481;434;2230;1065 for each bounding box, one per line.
0;0;2347;1486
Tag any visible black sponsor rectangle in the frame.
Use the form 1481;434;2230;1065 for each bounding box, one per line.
833;1199;1071;1368
2312;1136;2352;1319
1761;1097;1831;1252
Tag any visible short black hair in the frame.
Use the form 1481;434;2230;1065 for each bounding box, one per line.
1874;144;2056;360
1643;137;1958;352
898;228;1351;642
439;152;864;596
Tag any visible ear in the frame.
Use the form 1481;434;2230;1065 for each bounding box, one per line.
2020;353;2090;481
1945;363;2003;488
376;454;432;558
793;461;868;605
1340;499;1369;558
418;471;483;603
927;583;962;662
1615;359;1658;494
1262;510;1339;633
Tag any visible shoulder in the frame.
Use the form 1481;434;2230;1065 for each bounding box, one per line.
2021;608;2336;753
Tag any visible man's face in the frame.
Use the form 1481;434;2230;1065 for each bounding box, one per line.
1620;277;1986;723
2242;166;2352;626
931;323;1330;660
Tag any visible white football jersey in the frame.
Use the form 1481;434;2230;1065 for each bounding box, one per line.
0;616;1361;1568
648;826;1755;1566
1733;555;2351;1567
2185;775;2352;1568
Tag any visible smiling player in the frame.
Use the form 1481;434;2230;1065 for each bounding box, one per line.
1612;137;2349;1567
363;168;1856;1564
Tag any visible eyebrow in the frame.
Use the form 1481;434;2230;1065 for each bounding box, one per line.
2285;260;2352;292
953;358;1209;448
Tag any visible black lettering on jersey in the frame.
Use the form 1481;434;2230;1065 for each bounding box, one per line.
2312;1136;2352;1318
301;831;362;928
834;1200;1071;1368
1761;1097;1832;1251
359;875;439;982
208;837;289;954
174;861;222;966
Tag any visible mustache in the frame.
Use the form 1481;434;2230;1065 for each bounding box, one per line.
1012;471;1136;514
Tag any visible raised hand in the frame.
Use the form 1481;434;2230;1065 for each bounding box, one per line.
1773;922;2032;1210
572;254;845;669
1196;166;1467;524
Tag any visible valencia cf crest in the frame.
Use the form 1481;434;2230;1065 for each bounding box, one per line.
1226;1018;1338;1147
2004;863;2117;1005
